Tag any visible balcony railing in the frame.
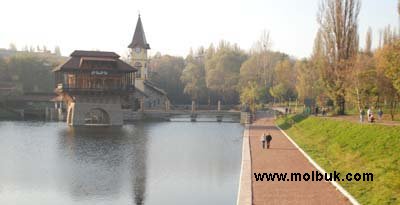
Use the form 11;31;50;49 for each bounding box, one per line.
55;83;134;94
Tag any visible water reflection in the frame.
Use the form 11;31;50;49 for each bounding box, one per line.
0;121;242;205
58;126;148;204
128;125;147;205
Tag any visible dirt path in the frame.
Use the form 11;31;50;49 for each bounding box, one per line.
327;115;400;126
250;111;350;205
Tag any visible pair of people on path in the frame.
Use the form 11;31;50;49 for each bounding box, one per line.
260;132;272;149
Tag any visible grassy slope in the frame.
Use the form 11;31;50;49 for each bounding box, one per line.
277;115;400;205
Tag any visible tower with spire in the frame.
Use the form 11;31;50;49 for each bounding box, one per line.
129;15;169;111
129;14;150;80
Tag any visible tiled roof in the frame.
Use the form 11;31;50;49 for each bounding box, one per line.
53;50;136;72
71;50;120;58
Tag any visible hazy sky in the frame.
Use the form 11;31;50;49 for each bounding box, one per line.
0;0;398;58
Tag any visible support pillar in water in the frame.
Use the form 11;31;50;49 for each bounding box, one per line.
191;100;196;112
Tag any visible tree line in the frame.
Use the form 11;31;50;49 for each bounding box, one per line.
1;0;399;118
0;48;64;94
149;0;400;118
149;38;294;107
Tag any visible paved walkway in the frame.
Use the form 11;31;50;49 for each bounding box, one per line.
250;111;350;205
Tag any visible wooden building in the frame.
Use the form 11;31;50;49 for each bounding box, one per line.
53;50;137;126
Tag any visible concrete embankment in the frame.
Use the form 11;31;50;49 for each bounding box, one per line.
236;125;252;205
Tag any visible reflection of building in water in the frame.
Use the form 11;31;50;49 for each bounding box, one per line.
57;126;148;204
127;124;148;204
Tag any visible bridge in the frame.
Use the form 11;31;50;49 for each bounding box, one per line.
123;109;243;123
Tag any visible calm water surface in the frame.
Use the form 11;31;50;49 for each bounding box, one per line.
0;121;243;205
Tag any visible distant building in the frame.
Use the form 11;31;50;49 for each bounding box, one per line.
129;15;169;111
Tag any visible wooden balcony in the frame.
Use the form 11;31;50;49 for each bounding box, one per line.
55;84;134;95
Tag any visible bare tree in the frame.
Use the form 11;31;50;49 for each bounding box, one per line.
317;0;361;115
398;0;400;34
365;27;372;54
251;30;272;54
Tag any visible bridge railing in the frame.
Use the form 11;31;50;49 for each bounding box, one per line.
240;112;252;124
170;104;239;111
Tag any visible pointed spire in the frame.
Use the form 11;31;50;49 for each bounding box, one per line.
128;15;150;49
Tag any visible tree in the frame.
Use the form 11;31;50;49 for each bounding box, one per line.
149;54;189;104
9;43;17;51
344;28;377;111
270;83;289;103
240;81;261;112
365;27;373;55
205;41;247;104
269;59;297;102
295;59;321;102
376;40;400;94
7;53;55;93
54;46;61;56
180;50;207;102
375;42;400;120
239;31;290;104
351;52;377;110
251;30;272;54
398;0;400;34
302;29;326;105
317;0;361;114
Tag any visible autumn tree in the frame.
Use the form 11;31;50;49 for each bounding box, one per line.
269;59;297;102
240;81;261;113
296;30;325;104
180;49;207;102
375;41;400;120
6;53;56;93
295;59;319;102
317;0;361;114
376;40;400;94
205;41;247;104
149;54;189;104
365;27;372;54
347;28;377;110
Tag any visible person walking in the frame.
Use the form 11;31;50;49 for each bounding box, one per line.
359;108;365;123
266;132;272;149
260;133;266;149
367;107;372;122
378;108;383;120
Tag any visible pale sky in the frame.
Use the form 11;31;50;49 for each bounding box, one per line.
0;0;398;58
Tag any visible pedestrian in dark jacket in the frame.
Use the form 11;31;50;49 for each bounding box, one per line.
378;108;383;120
266;133;272;149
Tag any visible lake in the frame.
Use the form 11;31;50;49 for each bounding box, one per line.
0;121;243;205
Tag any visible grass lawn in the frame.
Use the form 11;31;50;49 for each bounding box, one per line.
276;115;400;205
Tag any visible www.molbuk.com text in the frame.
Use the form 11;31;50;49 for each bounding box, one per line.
254;171;373;182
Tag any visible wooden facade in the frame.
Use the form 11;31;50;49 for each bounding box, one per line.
53;50;137;126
